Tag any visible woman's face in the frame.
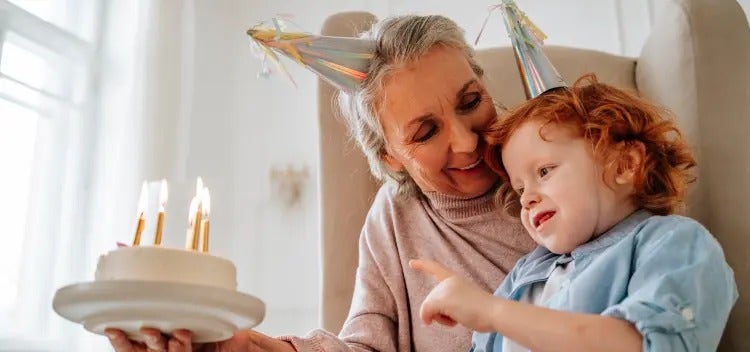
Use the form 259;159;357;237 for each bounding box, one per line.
378;45;499;198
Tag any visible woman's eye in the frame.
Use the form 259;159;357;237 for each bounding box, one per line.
413;123;437;142
458;93;481;112
516;187;524;196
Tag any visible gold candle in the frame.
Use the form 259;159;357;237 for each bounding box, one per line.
200;220;210;252
191;203;202;250
185;177;204;250
153;179;168;245
185;197;200;249
199;188;211;252
132;182;148;246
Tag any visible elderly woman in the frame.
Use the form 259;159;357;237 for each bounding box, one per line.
107;14;535;352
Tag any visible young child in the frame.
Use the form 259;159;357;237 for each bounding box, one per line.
410;75;738;352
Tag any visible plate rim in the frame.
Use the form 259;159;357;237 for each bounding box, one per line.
52;280;266;328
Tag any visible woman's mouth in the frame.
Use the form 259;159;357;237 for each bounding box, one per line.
533;211;556;229
455;157;483;171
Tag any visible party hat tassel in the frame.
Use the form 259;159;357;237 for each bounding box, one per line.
247;19;375;93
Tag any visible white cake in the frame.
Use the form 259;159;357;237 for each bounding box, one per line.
95;246;237;291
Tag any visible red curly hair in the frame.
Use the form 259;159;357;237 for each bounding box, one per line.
484;74;696;217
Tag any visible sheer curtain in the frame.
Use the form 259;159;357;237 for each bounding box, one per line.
0;0;98;350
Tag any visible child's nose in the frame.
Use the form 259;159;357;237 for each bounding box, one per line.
521;190;541;209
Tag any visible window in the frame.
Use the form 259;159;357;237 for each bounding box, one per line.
0;0;99;350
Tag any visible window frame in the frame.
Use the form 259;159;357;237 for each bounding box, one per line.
0;1;101;350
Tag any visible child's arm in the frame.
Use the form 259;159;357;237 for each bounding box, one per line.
411;259;642;352
488;297;642;352
412;217;737;352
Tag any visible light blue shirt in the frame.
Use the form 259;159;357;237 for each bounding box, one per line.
471;210;738;352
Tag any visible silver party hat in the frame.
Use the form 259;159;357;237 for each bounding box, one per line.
496;0;567;98
247;19;375;93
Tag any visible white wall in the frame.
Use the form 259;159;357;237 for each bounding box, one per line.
181;0;383;336
134;0;749;337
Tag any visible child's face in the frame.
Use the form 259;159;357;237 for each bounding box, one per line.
501;120;636;254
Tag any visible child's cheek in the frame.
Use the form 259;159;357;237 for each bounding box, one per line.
519;209;533;234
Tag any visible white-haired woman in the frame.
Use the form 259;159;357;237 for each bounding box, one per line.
107;14;534;352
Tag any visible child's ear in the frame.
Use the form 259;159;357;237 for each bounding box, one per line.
615;141;645;185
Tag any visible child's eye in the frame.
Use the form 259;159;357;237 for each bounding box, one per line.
538;166;553;178
515;187;524;196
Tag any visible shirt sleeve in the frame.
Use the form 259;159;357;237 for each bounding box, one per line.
601;217;738;352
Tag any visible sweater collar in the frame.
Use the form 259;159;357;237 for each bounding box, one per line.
421;187;498;220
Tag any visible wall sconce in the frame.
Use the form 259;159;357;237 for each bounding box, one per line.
269;165;309;208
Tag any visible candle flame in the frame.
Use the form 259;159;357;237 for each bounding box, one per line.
159;179;169;211
195;177;204;197
188;196;199;223
201;188;211;218
137;181;148;215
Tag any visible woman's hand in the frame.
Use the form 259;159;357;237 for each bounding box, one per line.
409;259;501;333
106;328;297;352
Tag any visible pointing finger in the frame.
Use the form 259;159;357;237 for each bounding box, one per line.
409;259;454;281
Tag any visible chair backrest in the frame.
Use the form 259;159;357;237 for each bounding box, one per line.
317;2;750;350
317;11;380;335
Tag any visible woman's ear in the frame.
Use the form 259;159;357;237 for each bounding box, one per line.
614;141;645;185
380;149;405;173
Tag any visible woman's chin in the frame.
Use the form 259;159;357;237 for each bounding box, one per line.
454;179;498;198
444;165;498;196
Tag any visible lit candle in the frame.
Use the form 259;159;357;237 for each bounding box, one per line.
185;196;199;249
195;177;204;197
199;188;211;252
153;179;168;245
132;181;147;246
185;177;203;250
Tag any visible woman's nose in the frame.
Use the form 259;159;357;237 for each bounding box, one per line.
449;119;478;154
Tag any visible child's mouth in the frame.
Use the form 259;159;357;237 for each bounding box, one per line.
533;211;556;229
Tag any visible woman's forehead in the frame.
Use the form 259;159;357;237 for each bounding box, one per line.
386;47;475;90
380;50;477;108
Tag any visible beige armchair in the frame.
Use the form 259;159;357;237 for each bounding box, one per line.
317;1;750;350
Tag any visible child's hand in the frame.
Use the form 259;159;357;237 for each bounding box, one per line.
409;259;499;333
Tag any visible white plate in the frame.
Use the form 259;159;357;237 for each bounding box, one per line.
52;280;265;343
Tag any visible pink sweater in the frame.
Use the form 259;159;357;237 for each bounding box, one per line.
284;183;535;351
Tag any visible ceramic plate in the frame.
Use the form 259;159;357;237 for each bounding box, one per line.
52;280;265;343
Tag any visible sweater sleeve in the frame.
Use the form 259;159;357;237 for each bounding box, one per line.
280;185;405;352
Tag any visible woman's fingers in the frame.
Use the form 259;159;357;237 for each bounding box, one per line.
165;329;192;352
409;259;454;281
104;327;295;352
105;329;139;352
104;327;202;352
141;328;167;351
218;329;296;352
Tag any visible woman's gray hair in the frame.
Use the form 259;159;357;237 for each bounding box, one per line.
337;15;484;198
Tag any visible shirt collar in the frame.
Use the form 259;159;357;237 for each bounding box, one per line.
572;209;653;257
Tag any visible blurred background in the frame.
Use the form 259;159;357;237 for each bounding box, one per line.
0;0;748;350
